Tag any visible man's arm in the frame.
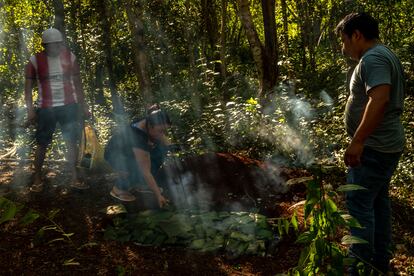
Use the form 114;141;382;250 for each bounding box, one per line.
344;84;390;167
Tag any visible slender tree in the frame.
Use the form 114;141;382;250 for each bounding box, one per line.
124;0;153;106
52;0;65;34
220;0;228;79
281;0;289;57
236;0;278;100
96;0;124;114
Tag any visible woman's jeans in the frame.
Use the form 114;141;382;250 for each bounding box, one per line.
346;147;402;274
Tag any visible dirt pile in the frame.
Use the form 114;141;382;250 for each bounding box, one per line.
157;152;309;215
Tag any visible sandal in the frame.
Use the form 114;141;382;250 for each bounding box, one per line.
70;180;90;190
110;188;136;202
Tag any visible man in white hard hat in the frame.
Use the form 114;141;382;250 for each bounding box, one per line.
25;28;90;192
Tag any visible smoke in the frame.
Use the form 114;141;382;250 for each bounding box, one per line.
320;90;334;107
166;171;213;210
288;97;313;122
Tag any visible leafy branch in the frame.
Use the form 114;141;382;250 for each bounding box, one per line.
0;197;74;246
277;166;369;275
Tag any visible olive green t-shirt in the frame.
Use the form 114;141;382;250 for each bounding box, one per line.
345;44;405;152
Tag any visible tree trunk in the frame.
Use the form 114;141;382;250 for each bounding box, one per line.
281;0;289;57
220;0;227;79
261;0;278;96
236;0;264;89
124;0;153;106
94;64;106;105
185;0;196;86
236;0;278;100
97;0;125;114
296;0;321;73
220;0;231;101
52;0;65;35
201;0;219;55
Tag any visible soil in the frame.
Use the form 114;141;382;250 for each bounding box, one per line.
1;152;413;275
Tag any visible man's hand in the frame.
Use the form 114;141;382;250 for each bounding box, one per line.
344;141;364;167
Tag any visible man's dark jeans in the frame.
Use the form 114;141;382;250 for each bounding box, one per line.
346;147;402;275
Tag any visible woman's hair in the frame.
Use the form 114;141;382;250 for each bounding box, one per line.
146;104;172;127
336;12;379;40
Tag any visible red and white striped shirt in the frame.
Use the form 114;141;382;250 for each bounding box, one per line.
25;49;80;108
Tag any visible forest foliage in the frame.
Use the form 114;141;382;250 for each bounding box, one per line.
0;0;413;192
1;1;414;274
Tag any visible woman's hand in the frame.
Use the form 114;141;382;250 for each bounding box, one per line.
156;194;169;208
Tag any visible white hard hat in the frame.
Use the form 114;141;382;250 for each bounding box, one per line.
42;28;63;44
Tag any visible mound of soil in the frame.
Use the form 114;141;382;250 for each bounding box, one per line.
158;152;308;216
0;152;309;275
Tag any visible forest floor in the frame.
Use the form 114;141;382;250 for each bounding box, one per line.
0;153;414;275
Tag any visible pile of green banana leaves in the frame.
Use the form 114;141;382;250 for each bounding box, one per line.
104;207;277;257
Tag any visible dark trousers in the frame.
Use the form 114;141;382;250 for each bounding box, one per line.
346;147;402;275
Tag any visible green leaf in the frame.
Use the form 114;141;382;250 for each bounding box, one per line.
77;242;99;250
159;220;193;238
47;238;65;244
47;209;60;220
296;232;315;244
103;226;118;240
325;198;338;213
20;210;40;226
341;235;369;245
0;201;18;224
230;231;252;242
341;214;363;228
42;225;58;231
304;197;317;220
291;212;298;231
284;218;290;234
63;258;80;266
297;246;311;267
307;180;320;191
277;219;284;236
150;210;175;222
34;228;46;245
337;184;367;192
331;212;347;226
315;238;327;256
152;235;167;246
256;228;273;239
0;197;8;209
189;239;205;249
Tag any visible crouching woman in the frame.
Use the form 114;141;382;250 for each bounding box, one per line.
104;106;171;207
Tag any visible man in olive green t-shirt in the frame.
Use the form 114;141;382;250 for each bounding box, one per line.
336;12;405;275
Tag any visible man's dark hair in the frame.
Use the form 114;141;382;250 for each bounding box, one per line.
336;12;379;40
